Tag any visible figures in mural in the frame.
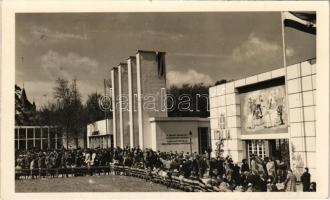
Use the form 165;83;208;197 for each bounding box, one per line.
243;86;287;132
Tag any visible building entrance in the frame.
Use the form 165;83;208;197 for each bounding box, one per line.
89;135;113;149
198;127;210;154
245;139;290;166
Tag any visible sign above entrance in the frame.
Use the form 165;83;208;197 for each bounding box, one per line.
240;85;288;134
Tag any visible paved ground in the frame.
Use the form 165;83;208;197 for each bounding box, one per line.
15;175;179;192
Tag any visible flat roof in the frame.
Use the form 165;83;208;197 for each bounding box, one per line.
149;117;209;122
87;119;112;126
15;126;60;128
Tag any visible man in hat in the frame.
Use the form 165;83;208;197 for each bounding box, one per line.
301;167;311;192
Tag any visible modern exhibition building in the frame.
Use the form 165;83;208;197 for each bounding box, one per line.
107;50;211;154
95;49;316;180
209;59;316;180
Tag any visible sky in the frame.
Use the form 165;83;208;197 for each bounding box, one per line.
15;12;316;108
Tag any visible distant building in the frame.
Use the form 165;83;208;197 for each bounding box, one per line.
15;85;37;126
87;119;113;149
15;126;63;150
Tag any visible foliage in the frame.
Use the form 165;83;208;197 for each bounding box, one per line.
52;78;86;148
85;92;110;124
215;138;225;158
15;84;37;125
214;79;228;86
15;78;112;149
167;83;210;117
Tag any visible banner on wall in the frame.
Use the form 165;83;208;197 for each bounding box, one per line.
240;85;288;134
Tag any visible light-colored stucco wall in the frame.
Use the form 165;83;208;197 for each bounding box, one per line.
111;67;120;147
118;63;130;147
136;51;167;149
209;59;316;181
149;118;210;153
128;57;140;148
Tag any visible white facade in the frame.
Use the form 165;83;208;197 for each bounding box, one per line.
149;117;210;153
209;59;316;181
87;119;113;149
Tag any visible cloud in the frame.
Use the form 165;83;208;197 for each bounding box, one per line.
20;80;102;109
167;69;215;86
286;46;295;57
231;33;281;64
170;52;221;59
143;30;184;41
40;50;99;81
20;25;88;45
18;36;29;45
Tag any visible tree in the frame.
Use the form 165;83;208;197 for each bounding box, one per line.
85;92;109;124
214;79;228;86
53;78;85;149
15;84;37;125
37;101;58;126
167;83;210;117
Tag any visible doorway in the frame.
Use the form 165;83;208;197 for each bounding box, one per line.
245;139;290;166
198;127;210;154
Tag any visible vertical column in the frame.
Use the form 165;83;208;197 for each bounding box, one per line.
86;126;89;149
33;127;36;148
48;127;50;149
128;56;139;148
55;128;58;150
17;128;20;150
118;63;130;148
136;53;144;148
25;128;28;150
111;67;120;147
41;127;43;150
136;50;167;150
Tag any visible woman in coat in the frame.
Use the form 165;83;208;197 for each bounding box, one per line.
284;169;297;192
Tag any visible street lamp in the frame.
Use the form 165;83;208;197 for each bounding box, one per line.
189;130;192;155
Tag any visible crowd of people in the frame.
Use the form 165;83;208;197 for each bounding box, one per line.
15;147;316;192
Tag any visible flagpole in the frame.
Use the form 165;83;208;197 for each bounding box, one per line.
104;79;108;146
281;11;294;171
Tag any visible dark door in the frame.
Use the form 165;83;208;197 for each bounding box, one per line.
198;127;210;154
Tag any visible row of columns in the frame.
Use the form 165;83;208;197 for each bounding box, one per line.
110;50;168;149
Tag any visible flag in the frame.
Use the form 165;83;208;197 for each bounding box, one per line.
156;52;166;79
283;11;316;34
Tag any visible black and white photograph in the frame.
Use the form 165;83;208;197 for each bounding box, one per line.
1;1;329;199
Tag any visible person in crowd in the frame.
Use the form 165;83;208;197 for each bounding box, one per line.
284;169;297;192
241;159;249;173
309;182;316;192
15;147;309;193
266;157;276;178
250;154;259;172
301;167;311;192
216;156;225;178
198;156;208;178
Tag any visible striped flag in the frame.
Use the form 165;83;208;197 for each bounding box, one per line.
283;11;316;34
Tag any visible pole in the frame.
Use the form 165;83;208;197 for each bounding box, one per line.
104;79;108;138
189;130;192;155
281;12;295;170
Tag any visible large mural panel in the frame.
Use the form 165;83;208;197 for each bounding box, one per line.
240;85;288;134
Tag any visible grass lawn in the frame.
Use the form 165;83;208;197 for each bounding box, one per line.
15;174;179;192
